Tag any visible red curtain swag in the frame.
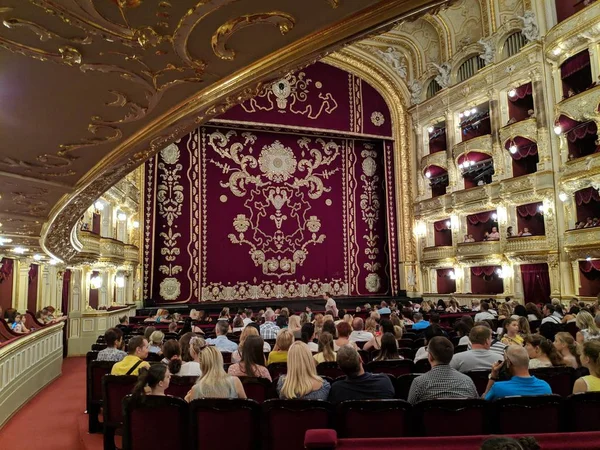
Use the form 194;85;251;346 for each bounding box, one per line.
467;211;495;225
508;83;533;102
510;143;538;160
471;266;498;277
434;220;450;232
567;121;597;143
575;187;600;206
517;202;542;218
0;258;13;284
580;260;600;273
561;51;591;79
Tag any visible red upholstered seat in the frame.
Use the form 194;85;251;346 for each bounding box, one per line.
86;360;115;433
465;370;491;396
123;395;188;450
262;399;335;450
164;375;198;399
190;399;261;450
393;374;419;400
414;398;488;436
305;429;338;449
103;375;137;450
267;362;287;380
238;376;273;403
397;339;413;348
317;362;345;379
366;359;414;376
336;399;411;438
530;366;575;397
492;394;563;434
413;359;431;373
567;392;600;431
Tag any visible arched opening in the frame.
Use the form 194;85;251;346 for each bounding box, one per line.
579;260;600;297
465;210;498;242
560;50;593;99
436;268;456;294
424;165;449;197
470;266;504;295
503;32;528;59
575;187;600;227
433;219;452;246
457;55;486;83
427;121;447;154
505;136;538;177
459;102;491;142
457;151;494;189
507;82;534;123
555;0;597;23
426;79;442;99
515;202;546;237
557;115;599;160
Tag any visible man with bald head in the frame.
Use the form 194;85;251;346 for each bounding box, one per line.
483;345;551;401
349;317;374;343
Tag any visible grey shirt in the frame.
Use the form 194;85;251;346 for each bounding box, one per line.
450;348;502;373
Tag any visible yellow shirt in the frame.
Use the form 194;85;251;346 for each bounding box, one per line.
110;355;150;375
583;375;600;392
314;352;337;364
501;334;524;347
267;351;288;365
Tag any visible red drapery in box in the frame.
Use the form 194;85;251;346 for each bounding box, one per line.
436;269;456;294
508;83;533;101
433;220;452;247
471;266;503;295
507;137;538;161
517;202;542;217
27;264;39;313
471;266;497;277
567;121;597;143
580;260;600;272
520;263;550;303
467;211;495;225
89;270;99;309
576;187;600;205
579;261;600;297
0;258;14;313
561;51;591;79
517;202;545;236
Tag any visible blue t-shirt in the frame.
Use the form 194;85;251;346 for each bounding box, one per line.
412;320;430;331
485;376;551;401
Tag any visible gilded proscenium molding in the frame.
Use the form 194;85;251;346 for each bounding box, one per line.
545;2;600;62
421;151;448;171
555;85;600;123
456;240;502;260
499;118;538;145
37;0;457;263
452;134;493;160
422;245;455;261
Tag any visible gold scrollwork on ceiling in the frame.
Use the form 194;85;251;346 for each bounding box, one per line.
212;12;296;61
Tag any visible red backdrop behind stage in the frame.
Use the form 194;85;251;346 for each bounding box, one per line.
143;62;399;304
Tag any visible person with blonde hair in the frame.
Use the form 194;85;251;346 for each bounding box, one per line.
179;335;205;376
185;346;246;401
144;308;171;324
576;310;600;344
314;332;336;364
267;328;294;365
288;314;302;339
517;317;531;340
148;331;164;354
313;313;325;337
277;341;331;400
553;332;580;369
364;318;377;334
573;340;600;393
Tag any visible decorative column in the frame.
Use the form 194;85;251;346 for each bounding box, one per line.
100;203;113;238
98;269;110;307
446;111;458;193
15;259;31;313
513;263;524;301
588;43;600;82
571;260;581;297
463;266;472;295
489;91;504;181
547;254;561;297
429;268;437;294
531;70;553;171
40;264;51;309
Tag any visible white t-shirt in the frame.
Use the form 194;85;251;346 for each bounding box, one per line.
474;311;495;322
325;298;338;317
307;341;319;352
179;361;202;376
349;330;375;343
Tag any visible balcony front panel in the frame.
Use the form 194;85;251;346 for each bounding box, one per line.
124;245;140;264
422;246;456;261
452;135;492;160
499;118;538;145
421;151;448;171
457;241;502;258
415;195;450;218
546;2;600;61
557;84;600;124
500;171;554;198
100;238;125;262
78;231;100;257
562;152;600;183
451;183;500;211
565;228;600;250
505;236;550;255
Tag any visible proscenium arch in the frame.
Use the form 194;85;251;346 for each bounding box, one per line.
324;48;418;295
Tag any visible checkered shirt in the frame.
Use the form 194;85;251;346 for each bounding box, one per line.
407;364;479;405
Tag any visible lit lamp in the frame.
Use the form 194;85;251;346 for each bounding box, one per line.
508;88;517;98
90;276;103;289
117;212;127;221
554;125;562;135
425;170;432;179
115;276;125;288
559;192;568;202
94;201;105;211
132;220;140;229
449;270;456;280
509;142;518;154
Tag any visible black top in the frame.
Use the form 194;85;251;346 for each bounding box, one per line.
328;372;395;404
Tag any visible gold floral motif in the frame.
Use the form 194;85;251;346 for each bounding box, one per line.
159;277;181;301
370;111;385;127
258;141;297;182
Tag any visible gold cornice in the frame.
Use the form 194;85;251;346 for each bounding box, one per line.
40;0;455;262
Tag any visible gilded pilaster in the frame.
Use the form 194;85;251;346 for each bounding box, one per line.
15;259;31;313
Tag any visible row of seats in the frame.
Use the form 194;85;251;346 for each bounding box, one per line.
115;393;600;450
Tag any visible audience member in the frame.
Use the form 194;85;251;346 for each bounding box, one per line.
179;336;204;376
179;332;195;362
512;304;527;319
206;321;238;353
322;319;337;338
260;309;281;340
518;317;532;340
246;322;272;352
414;325;446;362
455;316;474;346
525;303;542;321
185;346;246;401
334;322;356;350
228;335;271;381
553;332;580;369
500;318;524;347
525;334;563;368
288;315;302;339
267;329;294;365
97;328;126;362
349;318;374;343
314;332;337;364
541;304;561;325
324;294;339;318
363;319;396;351
561;306;579;323
471;321;507;357
474;302;496;322
408;337;478;404
144;326;156;342
144;308;171;324
487;227;500;240
161;339;182;374
115;315;132;335
519;227;532;237
167;321;178;335
576;310;600;344
446;299;460;313
373;333;402;361
132;364;171;399
232;316;245;333
497;303;512;320
9;313;30;334
573;340;600;393
328;345;394;404
148;331;164;354
450;326;502;373
300;323;318;352
483;346;551;400
411;312;430;331
111;336;150;375
277;342;331;400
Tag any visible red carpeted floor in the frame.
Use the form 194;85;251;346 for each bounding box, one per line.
0;356;102;450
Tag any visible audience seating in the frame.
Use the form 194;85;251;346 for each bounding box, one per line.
397;338;413;348
316;362;345;379
145;352;163;362
454;344;468;353
164;375;198;399
262;399;335;450
267;362;288;380
239;376;273;403
492;394;563;434
530;366;575;397
413;338;426;349
336;399;411;438
122;395;188;450
365;360;413;376
414;398;488;436
92;343;108;351
103;375;137;450
413;359;431;373
392;374;419;400
567;392;600;432
403;332;417;340
465;370;491;396
397;347;415;360
86;360;115;433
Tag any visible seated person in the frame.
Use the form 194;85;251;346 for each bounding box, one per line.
267;329;294;365
487;227;500;241
97;328;127;362
299;323;319;352
314;332;337;364
110;336;150;375
179;336;204;376
506;226;515;238
519;227;532;237
228;335;271;381
410;313;430;332
414;325;446;362
9;313;30;334
205;321;238;353
500;318;524;347
525;334;564;369
474;302;496;322
328;345;394;404
463;234;470;243
148;331;164;354
277;342;330;400
408;337;478;404
363;319;396;351
450;326;503;373
115;315;132;335
185;347;246;401
467;234;475;242
553;332;580;369
483;345;551;400
584;217;594;228
573;340;600;393
131;364;171;399
144;308;172;324
35;309;50;324
373;333;402;361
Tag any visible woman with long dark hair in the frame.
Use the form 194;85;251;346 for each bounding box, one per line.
132;364;171;399
374;333;402;361
525;334;564;368
227;335;271;381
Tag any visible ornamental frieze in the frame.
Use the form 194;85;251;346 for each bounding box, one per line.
556;85;600;123
421;151;448;171
499;118;538;145
452;135;493;160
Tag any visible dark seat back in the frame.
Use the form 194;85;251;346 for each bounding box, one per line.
123;395;188;450
262;399;334;450
145;352;163;362
316;362;344;379
92;343;107;351
492;394;563;434
336;399;411;438
190;399;261;450
86;360;114;433
397;339;413;348
393;374;419;400
530;366;575;397
415;398;488;436
239;377;272;403
366;359;414;376
413;359;431;373
103;375;137;450
164;376;198;399
267;362;287;380
466;370;491;396
567;392;600;431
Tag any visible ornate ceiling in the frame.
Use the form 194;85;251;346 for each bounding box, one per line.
0;0;459;262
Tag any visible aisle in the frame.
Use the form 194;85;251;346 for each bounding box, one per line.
0;357;87;449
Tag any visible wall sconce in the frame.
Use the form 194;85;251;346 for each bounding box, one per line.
33;254;43;261
49;259;59;266
508;88;517;98
554;125;562;135
12;247;27;254
90;275;103;289
497;265;513;279
132;220;140;229
117;212;127;221
445;220;451;229
509;141;518;154
448;270;456;280
559;192;568;202
491;213;498;221
586;256;592;261
427;126;435;133
414;221;427;237
115;276;125;288
0;237;13;246
94;201;105;211
425;170;432;179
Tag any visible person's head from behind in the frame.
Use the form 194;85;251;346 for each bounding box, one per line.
168;321;178;333
322;319;337;337
455;320;472;338
317;332;335;359
215;320;229;336
424;324;445;344
275;328;294;352
300;323;315;344
179;332;195;362
198;346;227;396
105;327;123;349
514;304;527;317
469;326;491;349
379;318;394;335
189;336;207;361
481;302;490;312
128;336;149;360
378;332;400;360
233;316;244;329
288;314;301;331
242;335;266;371
337;345;362;377
132;364;170;398
149;330;164;347
352;317;364;331
581;340;600;373
144;326;156;341
281;341;319;399
119;315;129;325
480;436;540;450
336;321;352;339
505;345;531;375
239;325;259;349
427;336;454;365
429;312;440;324
163;339;182;374
576;310;598;331
265;309;276;322
413;312;423;323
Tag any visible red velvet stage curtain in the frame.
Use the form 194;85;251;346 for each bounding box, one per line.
521;263;550;303
579;260;600;297
436;269;456;294
433;220;452;246
89;270;99;309
575;188;600;223
561;51;591;79
517;202;545;235
27;264;39;313
0;258;14;313
471;266;503;294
